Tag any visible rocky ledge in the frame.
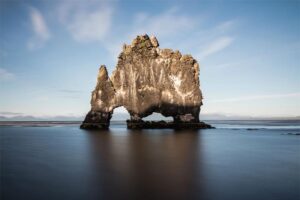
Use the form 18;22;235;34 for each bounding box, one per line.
81;34;212;129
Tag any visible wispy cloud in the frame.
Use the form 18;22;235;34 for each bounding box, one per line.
54;1;235;62
216;20;236;32
54;1;236;63
0;68;15;81
212;93;300;103
27;7;51;50
171;19;236;60
200;36;234;59
103;7;197;58
0;111;23;116
119;15;235;61
0;111;26;119
132;7;194;39
58;1;113;42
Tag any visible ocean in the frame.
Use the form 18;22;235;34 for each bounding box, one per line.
1;120;299;200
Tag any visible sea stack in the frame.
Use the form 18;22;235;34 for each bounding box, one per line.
81;34;212;129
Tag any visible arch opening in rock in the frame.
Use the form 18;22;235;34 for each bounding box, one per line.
110;106;130;121
143;112;173;121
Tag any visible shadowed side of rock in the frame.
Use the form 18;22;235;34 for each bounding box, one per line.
126;120;214;130
80;111;112;129
81;34;212;129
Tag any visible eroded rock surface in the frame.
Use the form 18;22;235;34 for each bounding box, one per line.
81;34;207;129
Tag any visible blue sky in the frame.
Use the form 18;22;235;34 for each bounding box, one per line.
0;0;299;119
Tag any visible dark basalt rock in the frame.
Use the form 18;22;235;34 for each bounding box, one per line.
81;34;212;129
80;110;111;129
127;120;214;130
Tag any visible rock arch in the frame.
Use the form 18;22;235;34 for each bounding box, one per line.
81;34;212;129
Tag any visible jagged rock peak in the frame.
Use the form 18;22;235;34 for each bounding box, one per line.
130;34;159;48
81;34;207;129
97;65;109;81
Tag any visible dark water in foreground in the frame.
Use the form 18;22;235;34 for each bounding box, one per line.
1;121;300;200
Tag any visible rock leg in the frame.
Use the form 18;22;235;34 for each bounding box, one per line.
80;110;112;129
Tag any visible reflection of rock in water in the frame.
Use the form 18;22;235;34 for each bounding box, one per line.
81;34;212;129
85;129;207;199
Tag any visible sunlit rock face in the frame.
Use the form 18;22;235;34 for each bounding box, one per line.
81;34;203;129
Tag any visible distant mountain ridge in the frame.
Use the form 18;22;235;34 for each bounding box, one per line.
0;113;299;121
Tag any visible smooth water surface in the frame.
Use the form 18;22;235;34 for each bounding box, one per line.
1;122;300;200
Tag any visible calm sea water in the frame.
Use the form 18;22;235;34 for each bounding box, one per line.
1;121;300;200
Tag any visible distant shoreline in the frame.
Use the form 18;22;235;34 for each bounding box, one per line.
1;120;299;130
0;119;299;122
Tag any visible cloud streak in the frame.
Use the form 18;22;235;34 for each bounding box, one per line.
200;36;234;58
58;1;113;42
27;7;51;50
54;2;235;62
212;93;300;103
0;111;23;116
132;8;194;39
0;68;15;81
103;7;197;59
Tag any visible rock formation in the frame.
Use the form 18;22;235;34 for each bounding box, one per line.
81;34;212;129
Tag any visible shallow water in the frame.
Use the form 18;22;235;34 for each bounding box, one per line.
1;122;300;200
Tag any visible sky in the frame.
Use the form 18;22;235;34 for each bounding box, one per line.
0;0;299;120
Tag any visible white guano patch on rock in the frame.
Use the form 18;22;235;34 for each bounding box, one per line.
169;74;194;104
170;75;182;89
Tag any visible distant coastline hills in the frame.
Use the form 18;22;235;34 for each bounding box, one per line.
0;112;299;121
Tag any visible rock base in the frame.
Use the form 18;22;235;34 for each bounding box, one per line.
127;120;214;130
80;123;109;129
80;110;111;129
